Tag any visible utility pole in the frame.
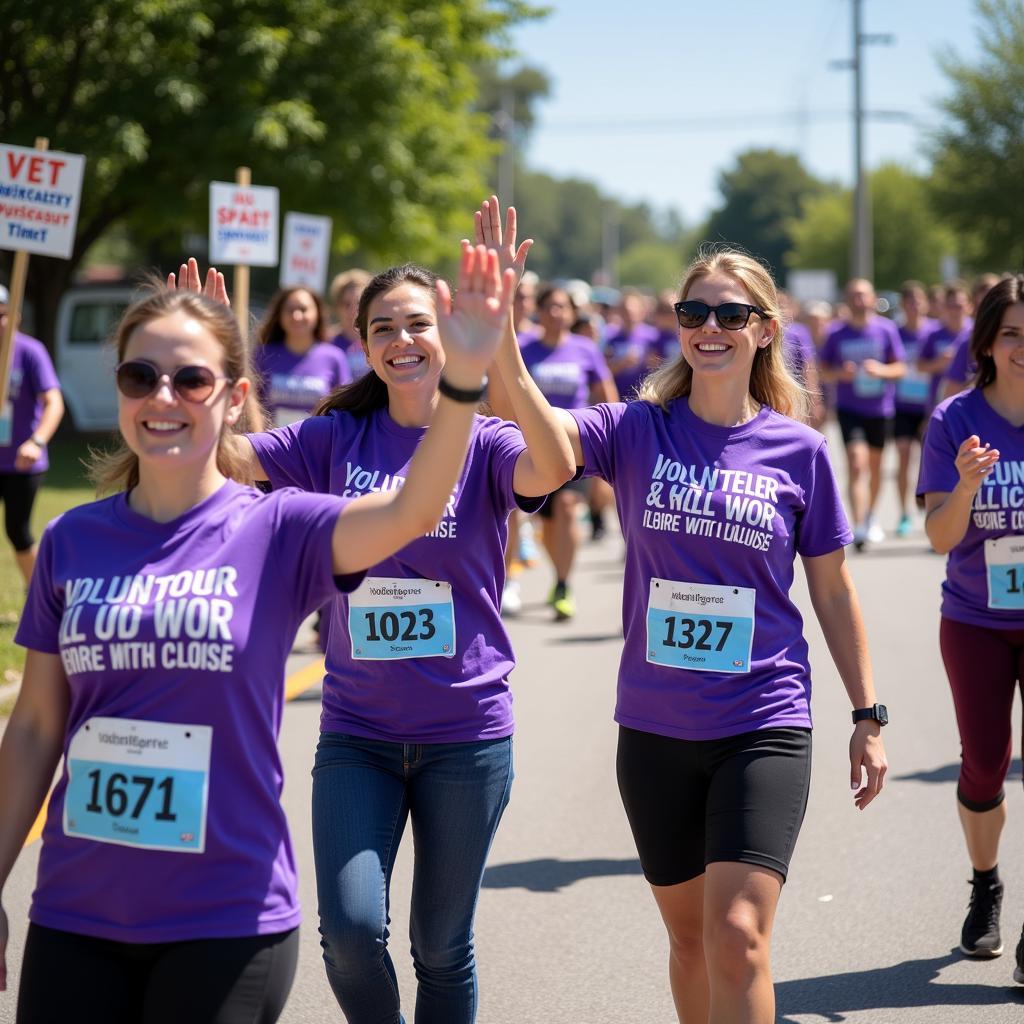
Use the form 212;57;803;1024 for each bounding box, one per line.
497;87;516;207
831;0;893;284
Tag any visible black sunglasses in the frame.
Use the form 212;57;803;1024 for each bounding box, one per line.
115;360;232;403
674;301;768;331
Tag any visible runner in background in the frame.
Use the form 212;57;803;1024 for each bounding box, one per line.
819;278;906;549
649;290;683;370
779;292;824;430
519;284;617;619
329;269;372;380
893;281;939;537
938;274;1004;405
253;287;351;428
0;249;511;1023
917;274;1024;981
919;280;973;409
0;284;64;586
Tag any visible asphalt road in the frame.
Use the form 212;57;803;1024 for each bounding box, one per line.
3;443;1023;1023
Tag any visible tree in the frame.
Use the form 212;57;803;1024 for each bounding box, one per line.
700;149;828;281
0;0;541;346
787;163;958;291
928;0;1024;271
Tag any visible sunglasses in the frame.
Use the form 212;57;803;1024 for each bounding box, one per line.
674;301;768;331
115;360;232;403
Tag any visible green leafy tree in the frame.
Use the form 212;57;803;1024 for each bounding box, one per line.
700;149;828;281
788;163;957;290
0;0;541;346
928;0;1024;271
617;241;686;293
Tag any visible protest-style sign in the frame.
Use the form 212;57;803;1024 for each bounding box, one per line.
280;213;332;294
208;179;279;268
0;140;85;261
0;137;86;418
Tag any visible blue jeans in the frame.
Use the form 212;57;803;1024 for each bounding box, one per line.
311;732;514;1024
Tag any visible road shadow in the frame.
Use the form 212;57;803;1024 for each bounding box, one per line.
776;950;1024;1021
895;758;1023;784
482;856;643;893
548;632;622;645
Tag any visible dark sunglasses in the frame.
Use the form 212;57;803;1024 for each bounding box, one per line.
674;301;768;331
115;360;232;403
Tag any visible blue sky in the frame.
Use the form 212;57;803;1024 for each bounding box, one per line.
508;0;983;225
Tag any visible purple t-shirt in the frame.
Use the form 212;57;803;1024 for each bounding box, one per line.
520;333;613;409
820;318;905;417
254;343;352;427
604;323;659;400
896;320;940;413
943;336;977;393
570;398;852;741
0;331;60;473
249;410;543;743
15;481;359;943
917;388;1024;629
783;323;816;388
920;323;972;407
653;328;679;365
330;332;369;380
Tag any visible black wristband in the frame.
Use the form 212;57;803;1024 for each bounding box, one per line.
438;375;487;404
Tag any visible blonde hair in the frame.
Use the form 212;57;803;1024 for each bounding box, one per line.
328;268;372;307
638;246;809;421
88;286;265;494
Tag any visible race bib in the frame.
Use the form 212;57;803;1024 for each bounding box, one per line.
0;401;12;447
349;577;455;660
896;369;930;405
646;578;755;674
64;717;212;853
853;369;884;398
985;536;1024;610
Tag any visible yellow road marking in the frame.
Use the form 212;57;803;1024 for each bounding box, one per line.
23;657;326;848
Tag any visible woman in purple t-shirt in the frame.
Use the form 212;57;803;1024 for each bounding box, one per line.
498;247;889;1023
0;250;514;1023
253;286;352;428
235;204;574;1024
917;275;1024;978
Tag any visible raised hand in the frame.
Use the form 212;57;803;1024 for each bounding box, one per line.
436;245;515;388
955;434;1000;495
167;257;231;307
464;195;533;285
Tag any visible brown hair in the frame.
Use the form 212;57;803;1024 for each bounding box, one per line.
638;245;808;420
328;268;372;307
314;263;441;418
255;287;329;347
88;285;264;493
970;273;1024;390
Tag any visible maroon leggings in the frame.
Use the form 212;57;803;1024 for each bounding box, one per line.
940;616;1024;811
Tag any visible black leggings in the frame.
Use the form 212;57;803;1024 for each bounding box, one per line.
0;471;42;551
16;923;299;1024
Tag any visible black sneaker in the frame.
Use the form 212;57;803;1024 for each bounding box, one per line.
1014;924;1024;983
961;878;1003;957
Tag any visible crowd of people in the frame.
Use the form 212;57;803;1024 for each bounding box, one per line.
0;194;1019;1024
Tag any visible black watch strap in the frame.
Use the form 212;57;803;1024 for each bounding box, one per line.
852;703;888;726
438;375;487;404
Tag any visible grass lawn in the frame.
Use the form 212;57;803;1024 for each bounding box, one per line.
0;436;101;689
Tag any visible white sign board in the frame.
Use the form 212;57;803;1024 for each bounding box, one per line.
280;212;332;292
209;181;279;267
0;144;86;260
786;269;837;305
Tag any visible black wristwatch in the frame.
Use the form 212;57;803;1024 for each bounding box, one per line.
852;703;888;726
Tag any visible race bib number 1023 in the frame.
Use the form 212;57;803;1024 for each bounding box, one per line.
348;577;456;660
646;578;756;674
64;717;211;853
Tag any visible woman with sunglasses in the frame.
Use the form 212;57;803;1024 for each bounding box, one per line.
228;199;574;1023
0;248;513;1024
917;276;1023;980
490;246;888;1024
253;286;351;428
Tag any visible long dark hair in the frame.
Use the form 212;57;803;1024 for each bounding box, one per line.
256;287;329;346
314;263;441;417
970;274;1023;390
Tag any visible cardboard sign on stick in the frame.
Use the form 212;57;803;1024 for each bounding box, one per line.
280;213;332;293
0;141;85;260
209;180;279;267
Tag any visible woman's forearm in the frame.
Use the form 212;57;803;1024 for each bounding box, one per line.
925;486;975;553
